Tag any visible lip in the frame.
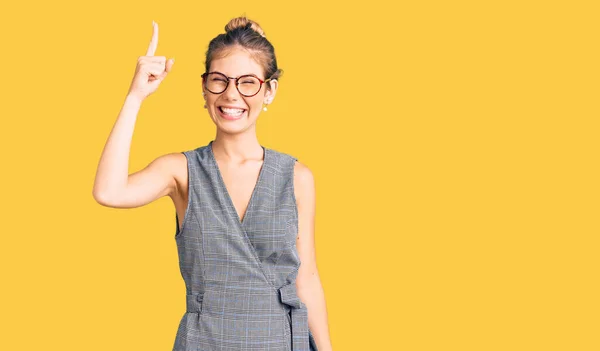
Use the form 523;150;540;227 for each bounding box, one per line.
217;106;247;120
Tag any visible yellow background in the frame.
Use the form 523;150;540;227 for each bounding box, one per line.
1;0;598;350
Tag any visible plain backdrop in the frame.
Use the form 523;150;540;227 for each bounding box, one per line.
0;1;598;350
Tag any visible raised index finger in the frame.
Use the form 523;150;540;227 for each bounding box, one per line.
146;21;158;56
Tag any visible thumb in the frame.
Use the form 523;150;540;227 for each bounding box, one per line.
165;58;175;73
156;58;174;81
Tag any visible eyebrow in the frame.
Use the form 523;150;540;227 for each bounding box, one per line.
210;71;260;78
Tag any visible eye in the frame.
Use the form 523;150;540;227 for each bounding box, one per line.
239;76;259;85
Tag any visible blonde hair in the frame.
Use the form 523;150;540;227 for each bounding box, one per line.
204;15;283;89
225;16;266;38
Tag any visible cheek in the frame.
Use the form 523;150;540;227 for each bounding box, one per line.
248;97;263;109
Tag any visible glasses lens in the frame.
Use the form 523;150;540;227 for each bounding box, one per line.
237;76;261;96
205;73;228;93
204;73;262;96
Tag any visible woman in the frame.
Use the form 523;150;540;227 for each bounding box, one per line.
92;16;332;351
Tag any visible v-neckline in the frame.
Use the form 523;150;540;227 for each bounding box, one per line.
207;140;268;227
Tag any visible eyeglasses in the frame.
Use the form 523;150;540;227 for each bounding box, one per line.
201;71;271;97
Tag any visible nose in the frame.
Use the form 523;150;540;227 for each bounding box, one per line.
222;78;241;100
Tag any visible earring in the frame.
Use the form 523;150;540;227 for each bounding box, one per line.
263;99;271;111
204;104;207;109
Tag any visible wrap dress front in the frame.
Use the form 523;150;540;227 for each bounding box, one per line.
172;140;318;351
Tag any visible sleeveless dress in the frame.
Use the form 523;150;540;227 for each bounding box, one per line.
172;140;318;351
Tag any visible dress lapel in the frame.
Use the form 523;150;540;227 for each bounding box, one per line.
207;140;274;284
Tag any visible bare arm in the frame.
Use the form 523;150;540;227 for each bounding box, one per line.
91;93;180;208
92;21;176;208
294;161;333;351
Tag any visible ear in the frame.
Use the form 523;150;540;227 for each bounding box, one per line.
264;79;278;102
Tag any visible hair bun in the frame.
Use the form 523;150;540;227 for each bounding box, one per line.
225;16;266;38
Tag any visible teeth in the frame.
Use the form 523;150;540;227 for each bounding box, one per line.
221;107;244;115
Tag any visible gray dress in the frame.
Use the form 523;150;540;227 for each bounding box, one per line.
172;140;318;351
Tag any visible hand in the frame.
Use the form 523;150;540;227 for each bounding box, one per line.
127;21;175;101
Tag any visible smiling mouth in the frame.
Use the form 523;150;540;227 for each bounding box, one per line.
219;106;246;114
218;106;248;120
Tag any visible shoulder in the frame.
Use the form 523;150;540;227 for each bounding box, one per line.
167;151;188;179
267;148;313;182
266;147;315;197
292;159;314;187
148;152;187;197
168;146;204;197
291;159;315;204
292;160;315;218
145;152;187;178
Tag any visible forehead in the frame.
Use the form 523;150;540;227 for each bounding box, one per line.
210;47;264;77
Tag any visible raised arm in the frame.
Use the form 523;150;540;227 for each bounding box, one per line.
93;151;183;208
92;21;176;208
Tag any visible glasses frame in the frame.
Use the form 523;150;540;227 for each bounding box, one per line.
201;71;272;97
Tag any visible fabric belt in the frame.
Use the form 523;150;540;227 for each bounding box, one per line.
185;286;310;351
278;283;310;351
186;292;204;313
